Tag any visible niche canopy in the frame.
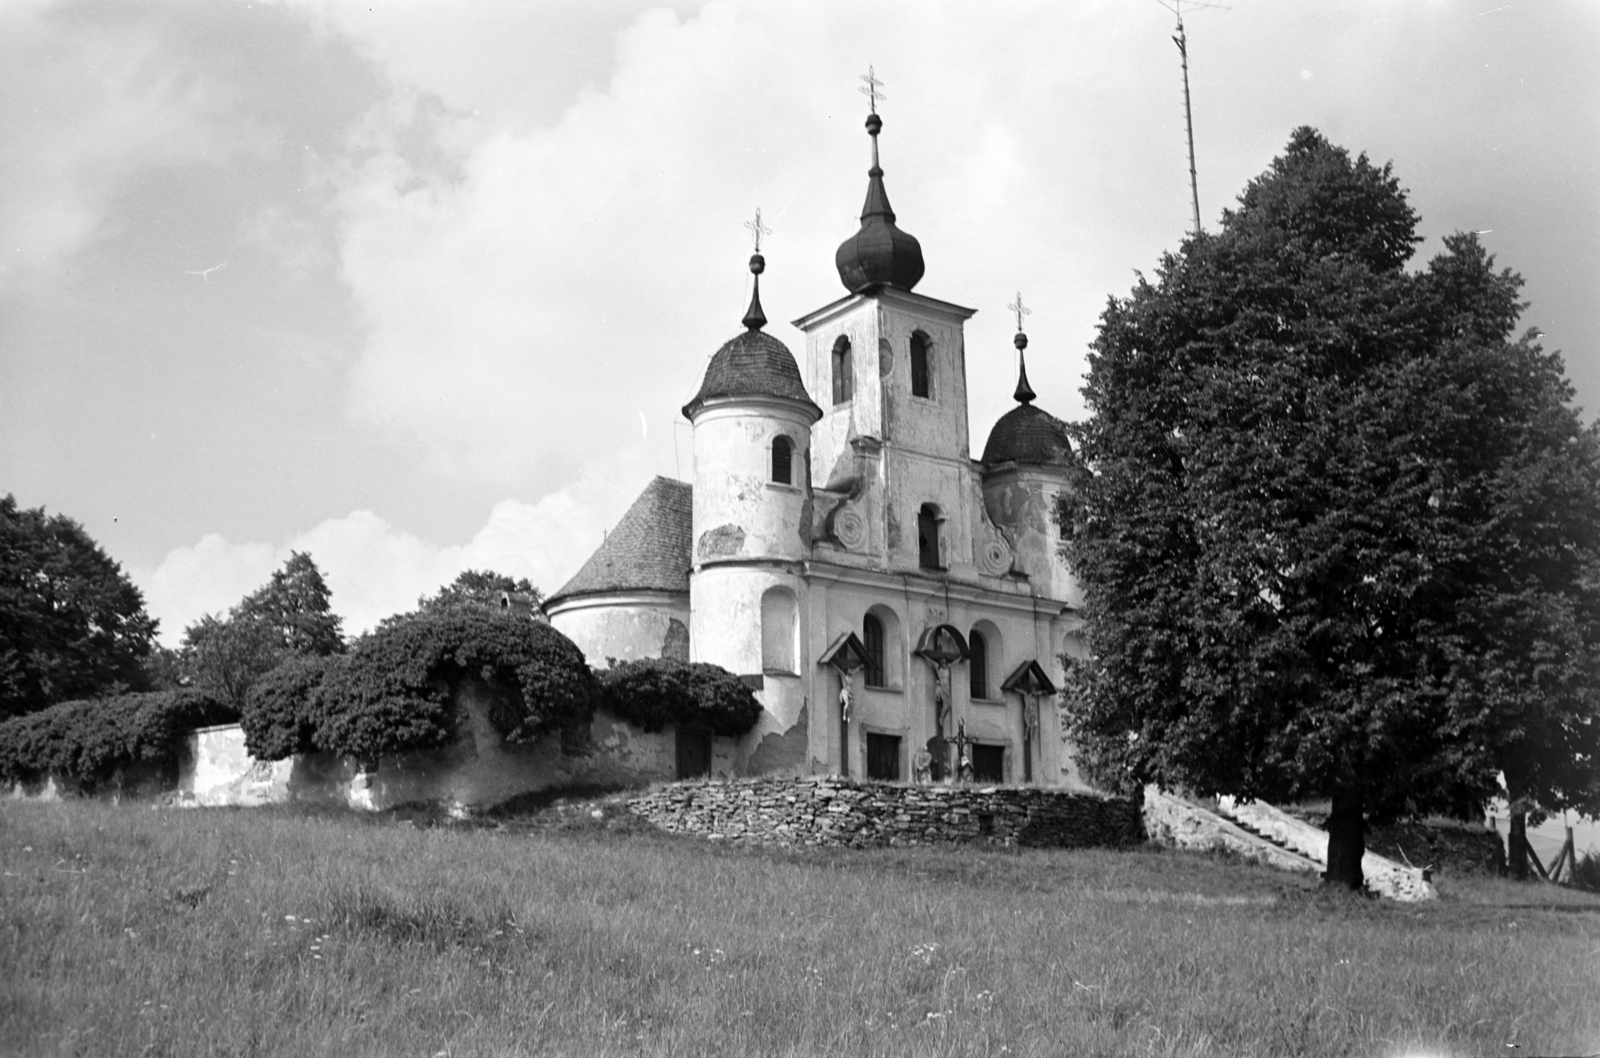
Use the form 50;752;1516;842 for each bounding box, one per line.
914;624;969;665
819;631;870;674
834;66;926;294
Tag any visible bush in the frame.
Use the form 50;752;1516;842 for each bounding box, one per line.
596;657;762;737
0;690;233;790
241;654;344;761
313;609;595;763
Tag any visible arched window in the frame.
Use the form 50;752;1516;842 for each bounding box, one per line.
771;435;792;485
863;613;885;688
910;332;931;399
917;504;942;570
968;629;988;700
831;336;853;405
761;586;797;674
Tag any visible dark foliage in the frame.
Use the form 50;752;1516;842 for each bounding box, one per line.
1;495;158;718
417;569;543;614
1060;127;1600;889
596;656;762;737
180;552;345;710
0;689;233;789
236;551;345;656
314;608;594;762
241;653;345;760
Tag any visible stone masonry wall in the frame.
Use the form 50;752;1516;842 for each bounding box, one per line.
626;776;1145;849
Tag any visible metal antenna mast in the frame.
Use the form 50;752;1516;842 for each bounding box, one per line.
1158;0;1226;237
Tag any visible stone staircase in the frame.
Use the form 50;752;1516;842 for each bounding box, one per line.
1143;787;1436;902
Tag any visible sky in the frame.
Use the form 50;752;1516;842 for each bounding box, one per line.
2;0;1597;649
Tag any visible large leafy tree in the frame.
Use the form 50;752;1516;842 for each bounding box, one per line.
1062;127;1600;890
417;569;543;615
0;495;158;718
181;551;344;709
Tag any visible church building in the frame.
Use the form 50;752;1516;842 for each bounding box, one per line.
546;101;1086;788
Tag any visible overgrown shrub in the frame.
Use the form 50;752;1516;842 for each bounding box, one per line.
313;609;595;762
241;654;345;761
596;657;762;737
0;689;233;789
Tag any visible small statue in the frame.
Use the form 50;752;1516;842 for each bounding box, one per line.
1023;695;1040;743
955;718;973;784
838;669;854;724
912;746;932;784
933;664;952;734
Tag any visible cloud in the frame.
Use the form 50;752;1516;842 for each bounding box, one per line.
0;3;274;291
135;475;628;647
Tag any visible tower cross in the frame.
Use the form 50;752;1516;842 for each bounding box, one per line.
859;66;887;114
1007;292;1031;333
744;208;771;253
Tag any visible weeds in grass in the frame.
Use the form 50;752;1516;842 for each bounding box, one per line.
1;799;1598;1058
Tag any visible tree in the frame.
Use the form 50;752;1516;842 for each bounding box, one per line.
180;551;344;710
417;569;543;615
0;495;158;718
1061;127;1600;890
236;551;344;655
181;613;285;712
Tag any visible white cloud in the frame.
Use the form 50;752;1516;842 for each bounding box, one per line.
0;4;274;290
136;475;629;647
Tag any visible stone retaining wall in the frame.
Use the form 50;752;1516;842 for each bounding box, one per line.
625;777;1145;849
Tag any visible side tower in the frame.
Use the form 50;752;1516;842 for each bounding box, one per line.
980;325;1079;606
682;239;821;774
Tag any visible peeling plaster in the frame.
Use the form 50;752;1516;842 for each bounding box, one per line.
747;702;808;775
698;523;746;559
662;618;690;660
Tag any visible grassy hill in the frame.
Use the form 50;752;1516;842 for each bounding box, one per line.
3;798;1597;1057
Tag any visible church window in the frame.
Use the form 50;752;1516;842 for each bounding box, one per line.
831;336;853;405
771;435;793;485
910;332;931;398
863;613;885;688
918;504;942;570
969;629;988;700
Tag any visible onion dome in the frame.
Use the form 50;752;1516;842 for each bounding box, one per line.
834;110;925;293
981;330;1073;466
683;243;821;422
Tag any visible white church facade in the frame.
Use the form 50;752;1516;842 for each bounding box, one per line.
546;104;1087;788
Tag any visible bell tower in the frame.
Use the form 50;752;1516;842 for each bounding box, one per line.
793;76;977;572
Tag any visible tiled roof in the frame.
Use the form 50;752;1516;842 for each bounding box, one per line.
981;403;1074;467
681;329;820;420
547;477;693;605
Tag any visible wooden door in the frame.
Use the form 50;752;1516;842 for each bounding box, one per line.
972;744;1005;784
675;728;712;778
866;733;901;781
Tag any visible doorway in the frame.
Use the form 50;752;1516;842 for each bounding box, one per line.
676;728;712;779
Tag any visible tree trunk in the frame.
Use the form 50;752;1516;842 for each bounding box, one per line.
1507;809;1529;880
1322;785;1366;891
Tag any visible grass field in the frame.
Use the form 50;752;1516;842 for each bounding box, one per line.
3;799;1598;1058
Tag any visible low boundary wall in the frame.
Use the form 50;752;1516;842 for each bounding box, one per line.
626;777;1146;849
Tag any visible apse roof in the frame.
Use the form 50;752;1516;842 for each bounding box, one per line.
546;477;693;605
